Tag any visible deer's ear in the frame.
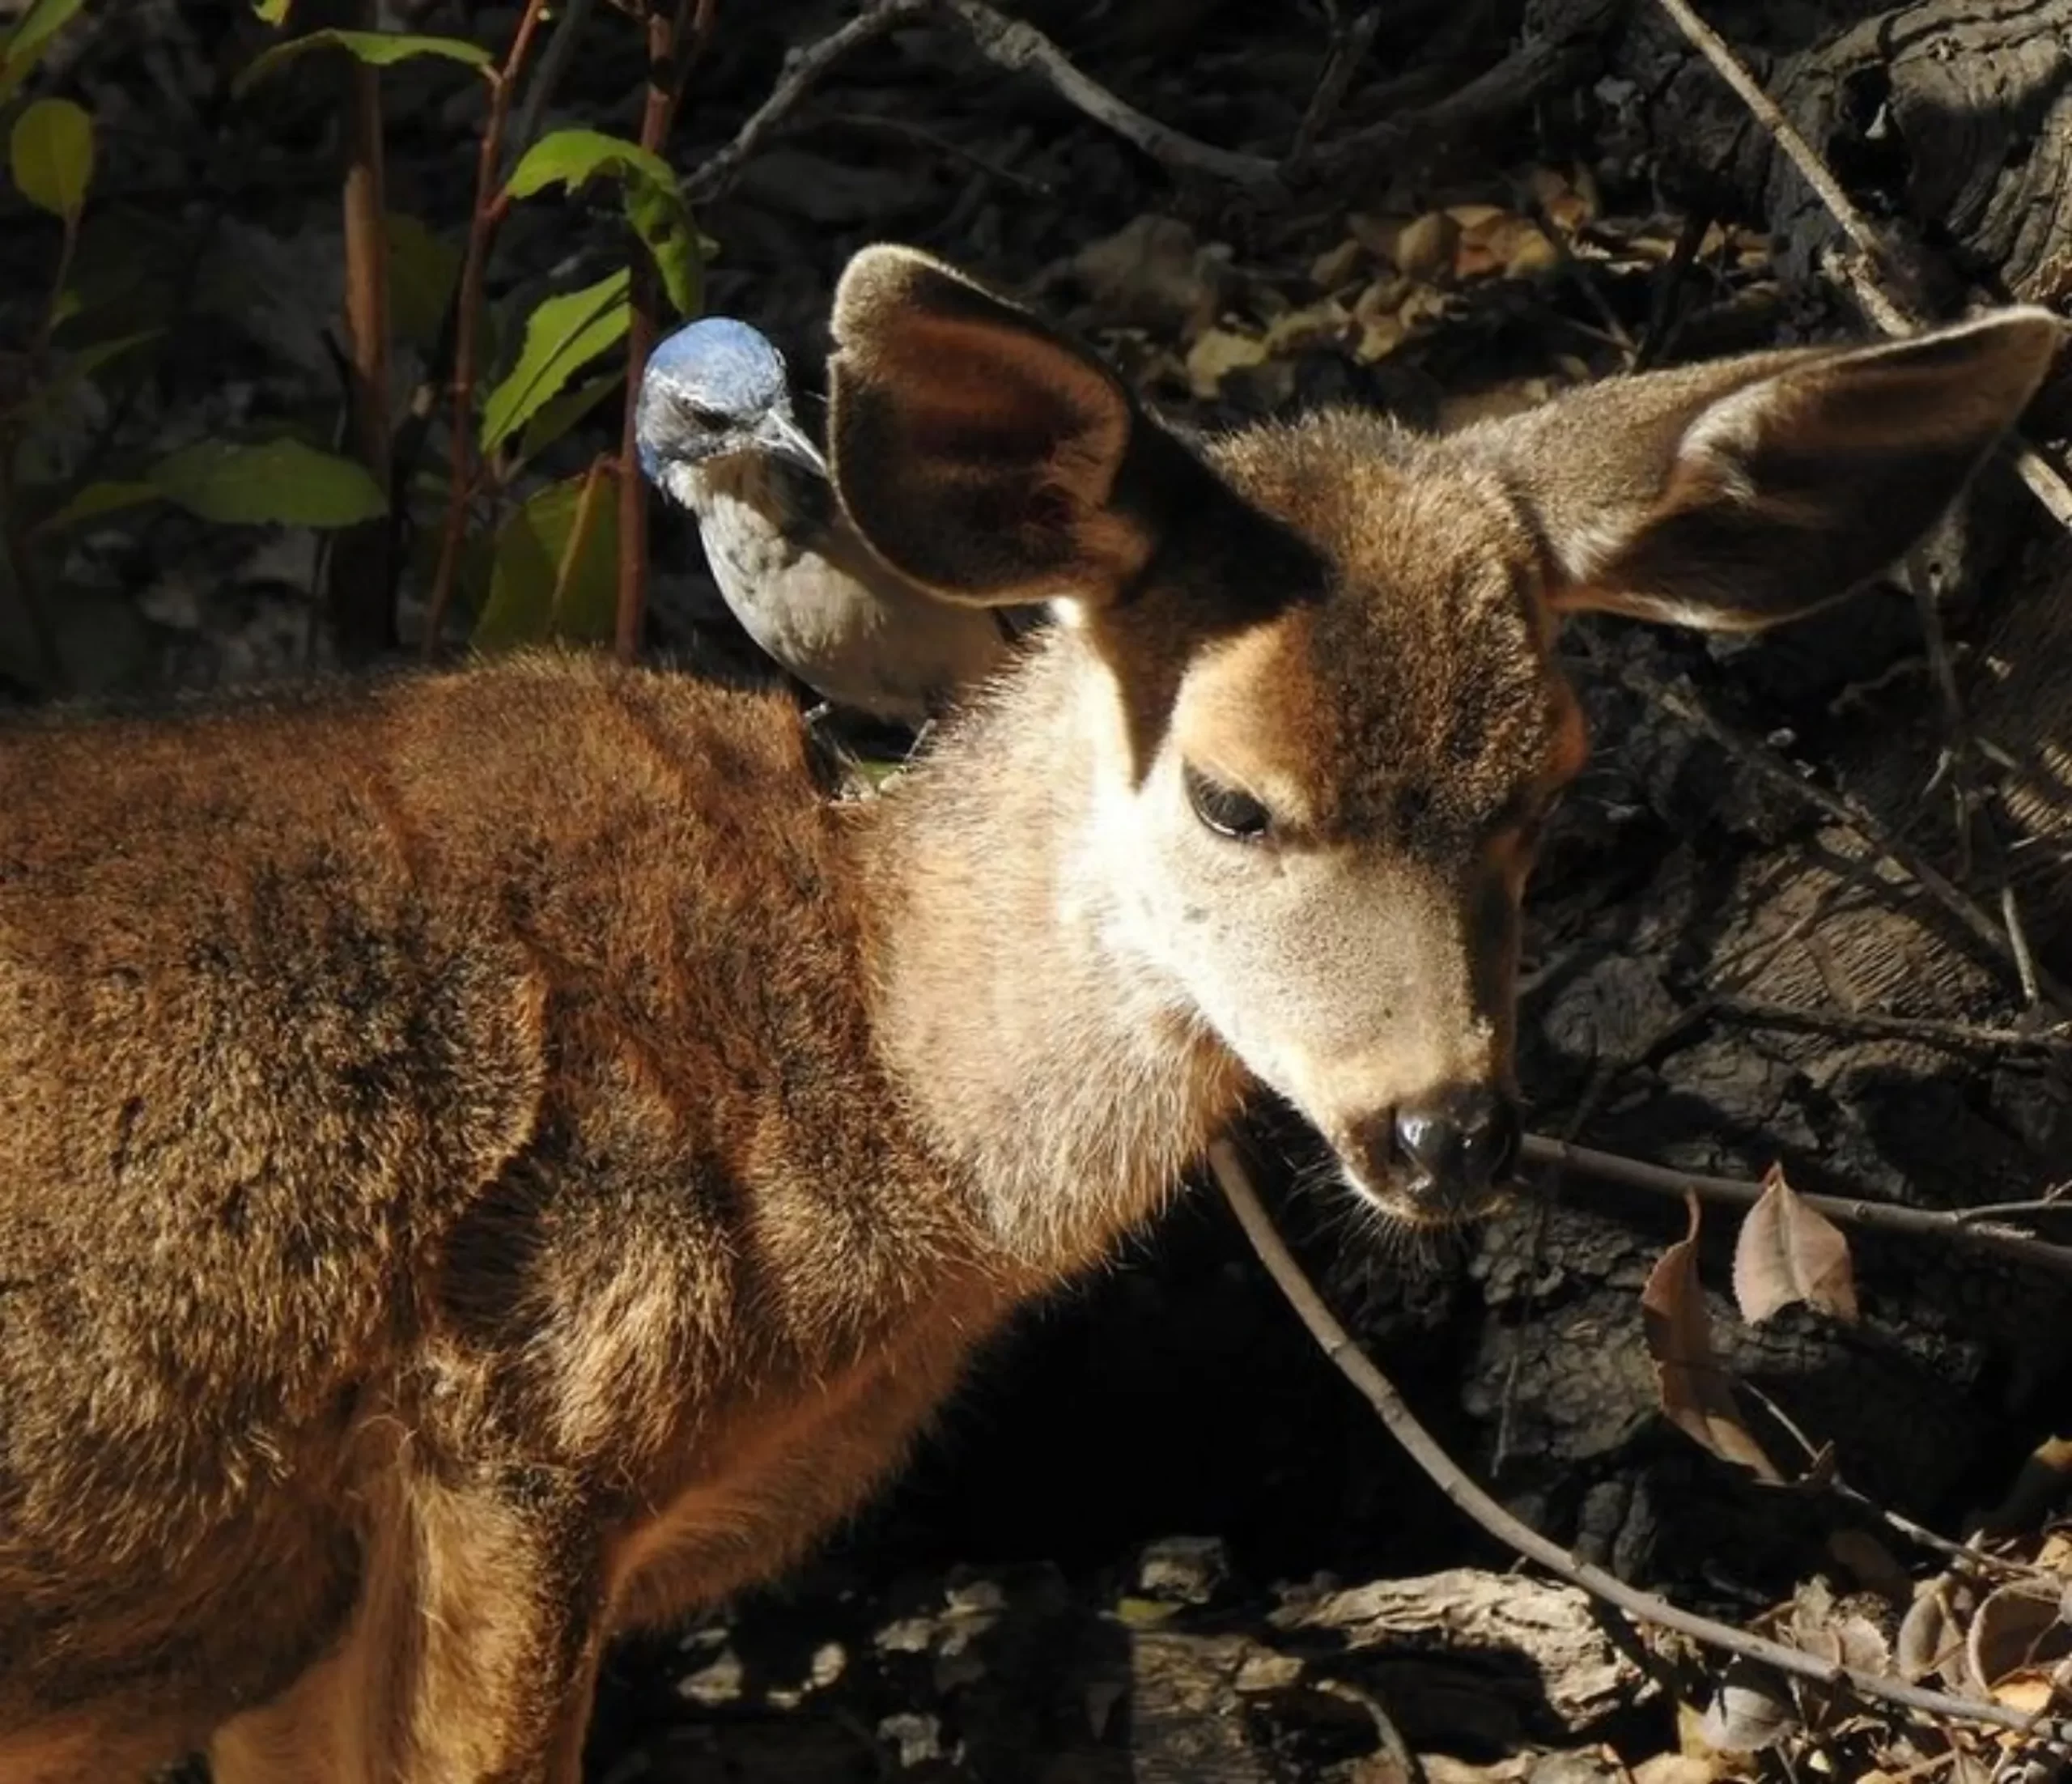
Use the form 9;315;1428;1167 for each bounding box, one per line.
1480;309;2063;631
827;244;1155;611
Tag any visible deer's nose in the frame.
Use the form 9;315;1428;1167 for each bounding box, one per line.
1392;1088;1520;1194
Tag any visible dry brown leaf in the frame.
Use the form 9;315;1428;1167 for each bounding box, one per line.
1732;1165;1859;1326
1504;224;1560;278
1263;299;1349;357
1898;1578;1976;1687
1641;1192;1783;1481
1350;278;1411;363
1631;1758;1721;1784
1310;236;1365;291
1968;1578;2072;1699
1346;211;1407;262
1444;202;1509;230
1528;166;1594;236
1696;1663;1797;1752
1183;326;1268;398
1395;211;1458;282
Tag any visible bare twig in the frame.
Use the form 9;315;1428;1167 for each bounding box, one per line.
1518;1134;2072;1282
423;0;550;657
1708;995;2070;1056
1284;3;1378;177
1309;23;1599;181
1655;0;2072;537
934;0;1280;189
805;112;1055;197
1210;1137;2072;1749
684;0;931;204
1654;0;1888;278
683;0;1280;206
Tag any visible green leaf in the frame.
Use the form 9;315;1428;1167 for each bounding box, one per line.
9;96;93;222
235;28;491;96
253;0;293;21
147;439;388;528
384;211;461;352
472;468;621;652
624;171;702;318
0;0;87;103
505;128;701;319
10;329;165;432
480;269;630;454
505;129;680;206
515;368;622;466
30;479;162;537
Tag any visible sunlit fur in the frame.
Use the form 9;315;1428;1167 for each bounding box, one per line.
0;245;2054;1782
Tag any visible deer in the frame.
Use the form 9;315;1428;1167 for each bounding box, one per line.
0;241;2056;1783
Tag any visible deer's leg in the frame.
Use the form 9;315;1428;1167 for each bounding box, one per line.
210;1469;603;1784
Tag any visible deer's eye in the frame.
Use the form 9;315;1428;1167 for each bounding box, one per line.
1184;766;1272;843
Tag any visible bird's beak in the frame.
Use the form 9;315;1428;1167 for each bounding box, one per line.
761;407;829;478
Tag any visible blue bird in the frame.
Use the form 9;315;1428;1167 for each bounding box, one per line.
636;316;1025;730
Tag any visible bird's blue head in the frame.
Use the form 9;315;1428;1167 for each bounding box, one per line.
635;316;826;486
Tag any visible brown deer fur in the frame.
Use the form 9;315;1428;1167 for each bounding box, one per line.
0;244;2057;1782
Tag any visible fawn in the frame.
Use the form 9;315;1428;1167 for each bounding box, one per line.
0;243;2056;1782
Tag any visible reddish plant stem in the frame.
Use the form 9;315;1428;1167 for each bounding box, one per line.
329;0;397;661
422;0;550;657
614;0;707;663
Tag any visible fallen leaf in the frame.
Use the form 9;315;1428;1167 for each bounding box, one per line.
1394;211;1458;282
1696;1663;1796;1752
1968;1578;2072;1700
1310;236;1365;291
1897;1578;1973;1685
1346;211;1408;262
1183;325;1269;397
1641;1192;1782;1481
1632;1759;1722;1784
1732;1165;1859;1325
1504;224;1561;278
1263;298;1348;356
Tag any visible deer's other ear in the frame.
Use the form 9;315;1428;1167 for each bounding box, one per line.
827;244;1156;610
1481;309;2063;631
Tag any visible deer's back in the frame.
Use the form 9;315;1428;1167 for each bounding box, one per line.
0;653;976;1721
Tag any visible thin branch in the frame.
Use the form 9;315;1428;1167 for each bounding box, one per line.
423;0;551;656
1655;0;2072;537
682;0;1280;206
1654;0;1888;278
1209;1138;2072;1750
1518;1134;2072;1282
1707;995;2070;1056
1284;3;1378;176
932;0;1281;189
1308;25;1599;181
804;111;1055;197
684;0;932;204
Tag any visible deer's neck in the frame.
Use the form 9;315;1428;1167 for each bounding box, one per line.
860;635;1248;1276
